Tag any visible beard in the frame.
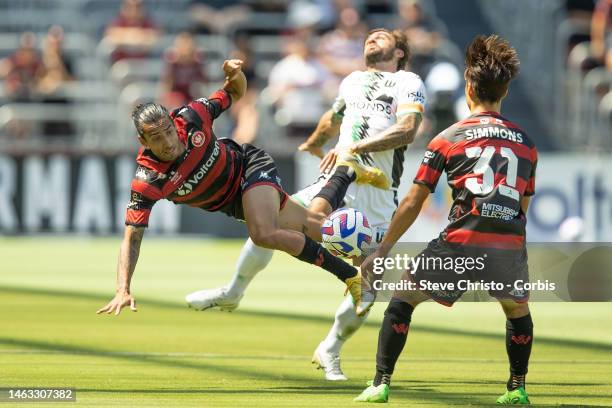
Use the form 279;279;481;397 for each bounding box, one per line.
365;47;395;67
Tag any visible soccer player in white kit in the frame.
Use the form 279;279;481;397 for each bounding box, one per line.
185;28;427;380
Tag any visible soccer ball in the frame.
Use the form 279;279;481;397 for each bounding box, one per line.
321;208;372;258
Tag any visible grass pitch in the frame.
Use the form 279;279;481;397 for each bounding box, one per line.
1;237;611;407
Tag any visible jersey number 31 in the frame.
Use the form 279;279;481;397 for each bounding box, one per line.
465;146;519;201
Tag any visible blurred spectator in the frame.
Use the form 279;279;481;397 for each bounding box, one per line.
37;25;75;138
189;0;251;34
228;35;259;144
591;0;612;69
160;32;207;109
317;6;367;83
287;1;326;32
0;32;42;102
37;26;74;96
395;0;446;76
294;0;367;31
104;0;160;64
267;36;333;137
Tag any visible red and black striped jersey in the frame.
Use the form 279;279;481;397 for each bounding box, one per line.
126;89;243;227
414;111;538;249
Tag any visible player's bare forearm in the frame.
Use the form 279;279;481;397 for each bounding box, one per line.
116;225;144;294
351;113;422;154
306;110;342;148
378;183;430;255
222;59;247;103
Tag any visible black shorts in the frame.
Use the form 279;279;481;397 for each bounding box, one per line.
408;237;530;306
218;143;288;221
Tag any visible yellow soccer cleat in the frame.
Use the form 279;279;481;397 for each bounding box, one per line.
344;274;362;308
336;155;390;190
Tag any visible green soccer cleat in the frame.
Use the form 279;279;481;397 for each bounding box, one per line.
354;381;389;403
496;387;530;404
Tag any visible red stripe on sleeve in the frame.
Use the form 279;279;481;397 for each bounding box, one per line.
428;135;453;153
414;165;442;188
131;179;163;200
125;208;151;227
208;89;232;110
188;100;211;123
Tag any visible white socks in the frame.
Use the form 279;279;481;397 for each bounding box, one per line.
320;295;369;354
225;238;274;297
225;238;368;356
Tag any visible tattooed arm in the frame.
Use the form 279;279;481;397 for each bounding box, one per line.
96;225;144;315
350;112;422;154
298;109;343;158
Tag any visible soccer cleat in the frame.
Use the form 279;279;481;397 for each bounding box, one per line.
344;275;362;306
311;343;347;381
354;381;389;403
496;387;530;405
336;154;390;190
185;287;243;312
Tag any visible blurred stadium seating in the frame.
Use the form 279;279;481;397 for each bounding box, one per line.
0;0;470;154
0;0;611;237
0;0;609;154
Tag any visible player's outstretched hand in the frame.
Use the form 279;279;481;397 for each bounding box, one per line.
222;59;243;81
360;249;385;283
298;142;324;159
319;148;338;174
96;292;137;316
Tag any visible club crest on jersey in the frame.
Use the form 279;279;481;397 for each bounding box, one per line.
191;131;205;148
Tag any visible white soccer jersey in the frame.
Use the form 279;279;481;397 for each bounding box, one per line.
332;70;427;189
327;70;427;226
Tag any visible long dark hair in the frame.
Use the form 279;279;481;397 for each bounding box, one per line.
131;102;171;138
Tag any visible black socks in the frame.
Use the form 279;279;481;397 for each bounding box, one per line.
295;235;357;281
313;165;356;211
505;313;533;390
370;305;533;391
373;299;415;386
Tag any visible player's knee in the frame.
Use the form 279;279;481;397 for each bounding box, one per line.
249;227;279;249
501;301;530;319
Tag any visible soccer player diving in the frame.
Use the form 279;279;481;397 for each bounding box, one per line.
185;28;427;381
96;59;384;317
354;35;537;404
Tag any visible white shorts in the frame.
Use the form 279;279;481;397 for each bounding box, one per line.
292;174;397;250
